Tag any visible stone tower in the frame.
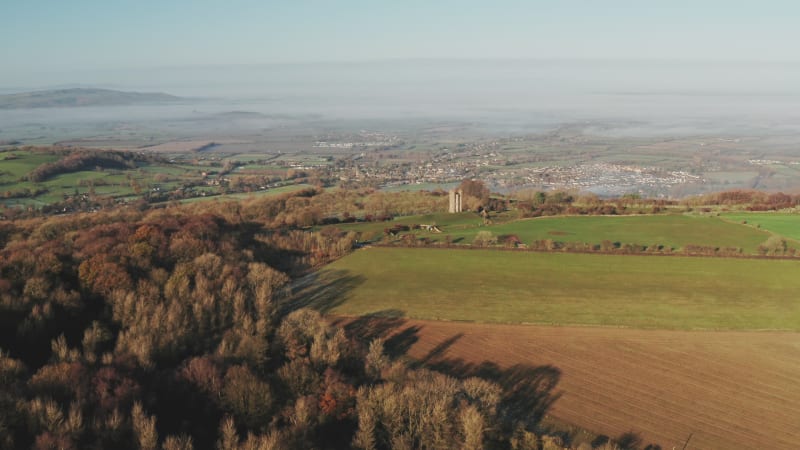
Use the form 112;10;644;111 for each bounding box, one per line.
448;189;462;213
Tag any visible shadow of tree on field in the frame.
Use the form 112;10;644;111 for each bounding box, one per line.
616;431;645;450
339;309;407;341
590;431;650;450
340;310;422;359
415;332;464;367
342;314;563;431
591;435;611;447
429;358;562;428
338;314;661;449
280;269;365;316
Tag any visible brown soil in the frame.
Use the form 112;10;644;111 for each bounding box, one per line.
337;317;800;449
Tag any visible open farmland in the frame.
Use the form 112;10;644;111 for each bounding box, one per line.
328;211;510;235
174;183;313;203
313;246;800;448
440;214;772;253
0;150;59;179
313;247;800;330
335;318;800;449
722;212;800;242
0;147;314;209
329;213;776;254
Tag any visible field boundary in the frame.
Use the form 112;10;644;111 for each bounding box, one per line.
368;241;800;260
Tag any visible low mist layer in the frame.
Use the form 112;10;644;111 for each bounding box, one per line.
3;59;800;138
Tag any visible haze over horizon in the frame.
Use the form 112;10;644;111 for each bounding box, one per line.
4;2;800;137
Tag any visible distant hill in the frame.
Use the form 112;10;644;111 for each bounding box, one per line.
0;88;181;109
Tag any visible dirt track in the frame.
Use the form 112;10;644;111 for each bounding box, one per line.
338;317;800;449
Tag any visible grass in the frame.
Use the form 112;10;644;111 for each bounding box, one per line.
721;212;800;242
0;148;292;207
173;183;313;204
330;213;773;253
381;182;458;192
446;214;771;252
311;247;800;330
0;151;59;181
237;164;284;171
321;211;519;237
0;149;158;205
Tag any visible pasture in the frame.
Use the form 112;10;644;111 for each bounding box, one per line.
0;147;308;207
440;214;771;253
0;149;180;205
310;247;800;330
328;213;776;254
174;183;314;204
722;212;800;242
328;211;515;235
0;150;59;180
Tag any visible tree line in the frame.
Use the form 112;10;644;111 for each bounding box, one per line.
24;149;158;183
0;187;647;449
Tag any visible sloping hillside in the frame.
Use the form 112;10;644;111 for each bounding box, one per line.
0;88;180;109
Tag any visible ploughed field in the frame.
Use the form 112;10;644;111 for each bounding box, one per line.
307;247;800;448
337;318;800;449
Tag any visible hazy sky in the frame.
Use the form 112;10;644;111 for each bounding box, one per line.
3;1;800;135
3;0;800;85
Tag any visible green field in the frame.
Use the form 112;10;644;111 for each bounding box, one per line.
1;148;292;207
174;183;313;204
722;212;800;242
381;182;458;192
0;151;59;180
327;211;514;235
446;214;770;251
1;168;150;206
330;213;774;253
309;247;800;330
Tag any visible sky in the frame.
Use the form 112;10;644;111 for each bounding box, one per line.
3;1;800;131
3;1;800;71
